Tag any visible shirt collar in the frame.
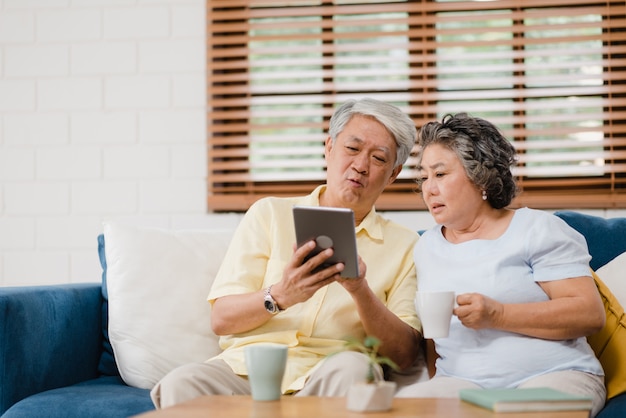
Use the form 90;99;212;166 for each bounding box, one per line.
356;205;384;241
307;185;384;241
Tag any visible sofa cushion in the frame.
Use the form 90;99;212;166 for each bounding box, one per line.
554;211;626;271
597;252;626;308
0;284;102;415
103;221;233;389
555;210;626;327
2;376;153;418
554;211;626;305
97;234;118;377
588;270;626;400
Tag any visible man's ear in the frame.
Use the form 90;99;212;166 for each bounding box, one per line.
387;164;403;185
324;136;333;159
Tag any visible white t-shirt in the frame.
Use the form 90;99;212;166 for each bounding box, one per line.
415;207;604;388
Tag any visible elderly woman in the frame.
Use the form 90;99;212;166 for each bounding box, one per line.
396;113;607;416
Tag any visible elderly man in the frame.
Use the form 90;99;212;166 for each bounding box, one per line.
151;98;422;408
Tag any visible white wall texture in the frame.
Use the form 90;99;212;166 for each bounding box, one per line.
0;1;623;287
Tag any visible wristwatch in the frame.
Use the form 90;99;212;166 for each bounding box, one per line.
263;285;282;315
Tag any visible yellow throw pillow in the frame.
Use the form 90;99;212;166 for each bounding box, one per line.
587;270;626;399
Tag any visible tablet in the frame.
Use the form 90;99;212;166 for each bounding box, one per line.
293;205;359;278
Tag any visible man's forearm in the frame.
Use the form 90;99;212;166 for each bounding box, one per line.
352;285;421;370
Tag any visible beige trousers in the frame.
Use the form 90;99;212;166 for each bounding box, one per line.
395;370;606;418
150;351;379;409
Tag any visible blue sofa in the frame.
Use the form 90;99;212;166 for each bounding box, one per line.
1;211;625;417
0;233;154;418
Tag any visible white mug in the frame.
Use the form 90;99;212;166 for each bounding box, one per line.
415;291;455;338
245;343;288;401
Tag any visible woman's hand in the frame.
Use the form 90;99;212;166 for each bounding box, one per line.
454;293;504;330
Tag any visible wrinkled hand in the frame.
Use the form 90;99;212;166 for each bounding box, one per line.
453;293;503;330
336;255;367;292
271;240;344;309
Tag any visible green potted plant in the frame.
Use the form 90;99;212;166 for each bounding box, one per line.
343;335;399;412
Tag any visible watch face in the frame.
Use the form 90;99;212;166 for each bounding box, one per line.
264;299;277;313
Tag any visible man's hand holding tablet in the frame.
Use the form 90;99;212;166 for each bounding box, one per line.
293;206;360;278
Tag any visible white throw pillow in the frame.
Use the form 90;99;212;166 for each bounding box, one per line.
103;221;233;389
597;251;626;307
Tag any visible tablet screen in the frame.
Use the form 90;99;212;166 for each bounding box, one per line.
293;205;359;278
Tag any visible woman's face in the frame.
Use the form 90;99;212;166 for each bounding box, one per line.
418;143;483;227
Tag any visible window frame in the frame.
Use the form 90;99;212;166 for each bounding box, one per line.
206;0;626;212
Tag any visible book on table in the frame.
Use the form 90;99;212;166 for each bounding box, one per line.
459;387;593;413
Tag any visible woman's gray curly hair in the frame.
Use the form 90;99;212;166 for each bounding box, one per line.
416;113;518;209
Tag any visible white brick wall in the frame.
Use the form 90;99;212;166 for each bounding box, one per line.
0;0;238;286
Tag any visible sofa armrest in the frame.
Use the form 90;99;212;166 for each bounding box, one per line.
0;283;103;415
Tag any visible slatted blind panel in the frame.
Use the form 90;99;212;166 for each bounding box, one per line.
207;0;626;211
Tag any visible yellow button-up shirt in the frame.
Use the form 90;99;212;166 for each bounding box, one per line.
207;185;419;393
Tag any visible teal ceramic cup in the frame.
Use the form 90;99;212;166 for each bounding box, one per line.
245;343;288;401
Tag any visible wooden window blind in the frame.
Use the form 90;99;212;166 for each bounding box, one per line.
207;0;626;211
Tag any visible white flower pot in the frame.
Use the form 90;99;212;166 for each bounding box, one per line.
346;381;397;412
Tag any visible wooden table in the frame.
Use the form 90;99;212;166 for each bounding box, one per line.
134;395;590;418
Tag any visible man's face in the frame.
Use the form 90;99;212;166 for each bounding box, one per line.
323;114;401;218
